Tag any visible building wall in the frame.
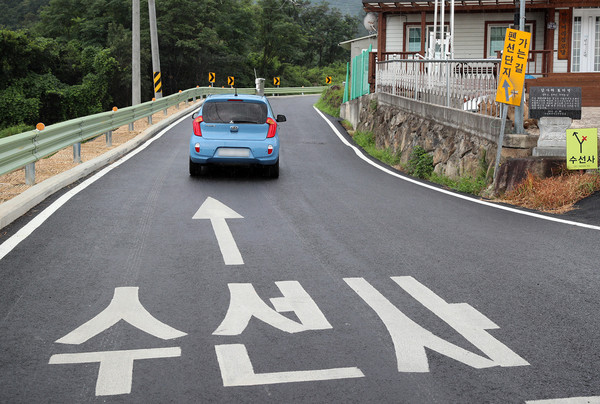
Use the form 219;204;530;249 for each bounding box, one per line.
385;12;546;60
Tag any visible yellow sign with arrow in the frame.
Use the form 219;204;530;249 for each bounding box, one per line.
495;28;531;106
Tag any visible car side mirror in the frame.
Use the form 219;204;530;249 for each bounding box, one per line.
192;111;199;119
276;114;286;123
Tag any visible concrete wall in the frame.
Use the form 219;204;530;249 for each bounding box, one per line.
340;93;538;180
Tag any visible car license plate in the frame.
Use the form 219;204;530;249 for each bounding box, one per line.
217;148;250;157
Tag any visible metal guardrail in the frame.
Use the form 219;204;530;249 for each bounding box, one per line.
0;85;326;182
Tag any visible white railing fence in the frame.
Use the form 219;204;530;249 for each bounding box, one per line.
376;59;502;117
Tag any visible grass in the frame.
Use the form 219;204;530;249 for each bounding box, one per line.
314;85;344;118
500;171;600;213
429;173;489;195
352;131;402;167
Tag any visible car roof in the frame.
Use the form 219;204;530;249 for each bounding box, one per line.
205;94;267;102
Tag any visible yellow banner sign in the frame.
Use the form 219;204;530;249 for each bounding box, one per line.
567;128;598;170
274;77;280;86
208;72;216;83
495;28;531;106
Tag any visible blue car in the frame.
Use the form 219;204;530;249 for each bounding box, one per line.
189;94;286;178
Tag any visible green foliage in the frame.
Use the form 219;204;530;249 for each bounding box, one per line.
407;146;434;179
0;124;34;139
0;0;357;131
0;86;40;128
315;85;345;117
351;131;402;167
369;99;378;112
429;173;489;195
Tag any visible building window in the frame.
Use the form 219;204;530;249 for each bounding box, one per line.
408;27;421;52
486;23;533;57
405;24;449;53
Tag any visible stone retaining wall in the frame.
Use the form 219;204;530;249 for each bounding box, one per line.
340;93;538;181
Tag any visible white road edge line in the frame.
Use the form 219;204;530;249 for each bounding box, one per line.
314;106;600;231
0;110;199;261
526;397;600;404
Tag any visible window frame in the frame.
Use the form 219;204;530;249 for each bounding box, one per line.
403;22;450;53
483;20;536;58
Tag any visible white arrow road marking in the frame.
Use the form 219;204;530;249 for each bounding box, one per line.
193;197;244;265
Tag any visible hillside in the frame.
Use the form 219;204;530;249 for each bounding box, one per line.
308;0;363;17
1;0;366;31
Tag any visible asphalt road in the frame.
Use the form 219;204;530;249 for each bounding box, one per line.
1;95;600;403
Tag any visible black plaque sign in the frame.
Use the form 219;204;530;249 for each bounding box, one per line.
529;86;582;119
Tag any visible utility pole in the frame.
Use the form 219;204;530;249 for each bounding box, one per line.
514;0;526;133
132;0;141;108
148;0;162;99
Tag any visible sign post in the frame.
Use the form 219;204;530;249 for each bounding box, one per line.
493;28;531;182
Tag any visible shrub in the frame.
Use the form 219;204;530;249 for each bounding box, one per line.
0;86;40;128
407;146;434;179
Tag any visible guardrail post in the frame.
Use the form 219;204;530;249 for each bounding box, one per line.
106;131;112;147
148;114;153;125
25;163;35;185
73;143;82;163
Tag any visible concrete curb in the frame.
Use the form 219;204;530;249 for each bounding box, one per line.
0;101;201;230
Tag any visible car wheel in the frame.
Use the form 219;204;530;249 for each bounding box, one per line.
189;159;203;176
265;160;279;179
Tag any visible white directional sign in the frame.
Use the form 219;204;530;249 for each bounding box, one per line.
193;197;244;265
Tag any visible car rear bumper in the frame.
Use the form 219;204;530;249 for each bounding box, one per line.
189;138;279;166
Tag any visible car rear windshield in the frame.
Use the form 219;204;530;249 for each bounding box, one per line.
202;101;268;124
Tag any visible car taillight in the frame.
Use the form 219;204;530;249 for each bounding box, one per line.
266;117;277;138
193;116;203;137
